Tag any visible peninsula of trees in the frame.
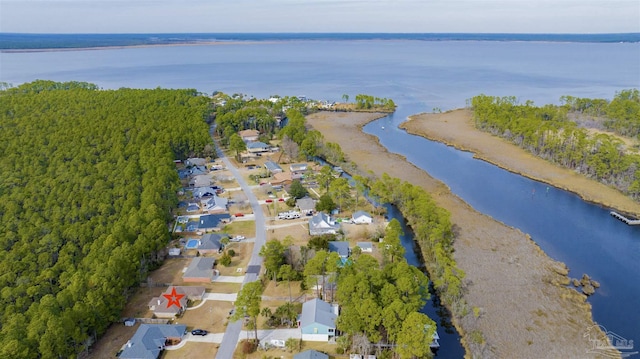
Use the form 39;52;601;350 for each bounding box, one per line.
471;89;640;200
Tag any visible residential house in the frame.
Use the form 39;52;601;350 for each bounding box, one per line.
119;324;186;359
185;158;207;167
185;203;200;213
296;197;316;214
309;212;340;236
148;286;205;318
168;248;181;256
270;171;292;186
189;174;211;188
356;242;373;253
188;165;208;177
200;195;228;213
289;163;308;180
264;160;283;174
351;210;373;224
239;129;260;143
298;298;338;342
294;350;329;359
196;233;227;255
192;186;219;199
328;241;350;259
247;141;270;153
183;257;216;282
198;213;231;232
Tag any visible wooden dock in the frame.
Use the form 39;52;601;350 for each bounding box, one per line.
609;211;640;226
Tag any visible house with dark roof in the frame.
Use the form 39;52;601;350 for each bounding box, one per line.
264;160;283;174
198;213;231;231
119;324;186;359
298;298;338;342
185;203;200;213
308;212;340;236
196;233;227;255
294;350;329;359
183;257;216;282
351;210;373;224
296;197;316;214
148;286;205;318
247;141;270;153
328;241;350;259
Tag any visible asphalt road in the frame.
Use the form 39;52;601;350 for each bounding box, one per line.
214;135;267;359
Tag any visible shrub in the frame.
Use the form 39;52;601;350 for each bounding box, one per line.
219;252;232;266
242;339;258;354
227;249;236;257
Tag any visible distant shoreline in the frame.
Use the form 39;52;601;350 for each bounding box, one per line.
2;32;638;52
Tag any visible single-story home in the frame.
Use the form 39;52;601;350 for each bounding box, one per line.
189;174;211;188
296;197;316;214
188;166;208;177
119;324;186;359
351;210;373;225
186;203;200;213
198;213;231;231
309;212;340;236
298;298;339;342
328;241;350;259
200;195;228;213
185;158;207;167
183;257;216;282
148;286;205;318
290;163;308;173
192;186;219;199
264;160;283;174
356;242;373;253
196;233;227;255
271;171;292;186
239;129;260;143
294;350;329;359
247;141;270;153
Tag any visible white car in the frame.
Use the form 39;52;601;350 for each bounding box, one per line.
231;235;245;242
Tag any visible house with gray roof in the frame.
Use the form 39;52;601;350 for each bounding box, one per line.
186;158;207;167
148;286;205;318
351;210;373;224
239;129;260;142
356;242;373;253
119;324;186;359
247;141;270;153
294;350;329;359
189;174;211;188
298;298;338;342
200;195;228;213
328;241;350;259
308;212;340;236
196;233;227;255
183;257;216;282
192;186;218;199
296;197;316;214
264;160;283;174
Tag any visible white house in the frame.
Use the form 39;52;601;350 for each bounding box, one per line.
309;212;340;236
351;210;373;224
298;298;338;342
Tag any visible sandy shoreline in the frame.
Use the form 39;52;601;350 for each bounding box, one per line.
306;111;614;358
401;109;640;218
0;41;274;53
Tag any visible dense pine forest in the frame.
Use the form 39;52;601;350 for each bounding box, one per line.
0;81;212;358
471;89;640;200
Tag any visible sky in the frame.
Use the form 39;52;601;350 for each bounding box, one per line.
1;0;639;34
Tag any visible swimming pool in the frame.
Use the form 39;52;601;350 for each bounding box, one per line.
185;239;199;249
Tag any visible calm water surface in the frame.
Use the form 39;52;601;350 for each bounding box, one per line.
2;39;639;347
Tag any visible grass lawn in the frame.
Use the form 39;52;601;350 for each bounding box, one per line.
162;342;218;359
216;242;254;276
222;220;256;238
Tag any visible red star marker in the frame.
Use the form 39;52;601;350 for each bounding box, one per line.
162;287;185;309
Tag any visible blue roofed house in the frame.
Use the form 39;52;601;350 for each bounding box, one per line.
309;212;340;236
119;324;186;359
328;241;350;259
298;298;339;342
294;350;329;359
198;214;231;232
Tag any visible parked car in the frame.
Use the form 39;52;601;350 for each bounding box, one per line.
234;213;245;217
278;198;285;202
191;329;208;336
230;235;245;242
265;199;273;203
